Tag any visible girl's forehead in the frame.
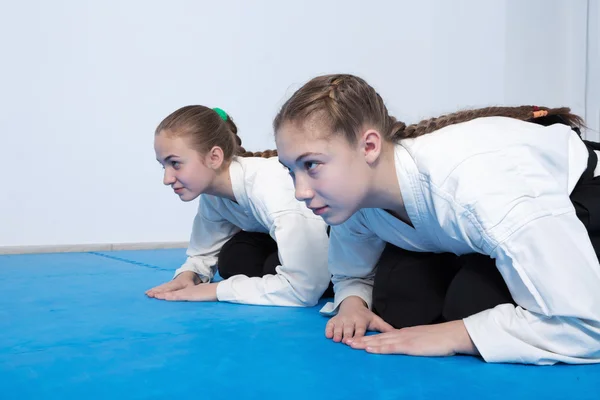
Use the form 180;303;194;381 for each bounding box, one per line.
278;118;336;146
155;134;193;156
277;127;353;167
277;122;324;146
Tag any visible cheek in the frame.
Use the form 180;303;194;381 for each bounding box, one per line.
188;173;206;188
332;164;363;200
172;170;185;184
176;169;199;188
187;168;213;189
315;168;348;200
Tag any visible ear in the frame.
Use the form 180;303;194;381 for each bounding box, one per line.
204;146;225;170
359;129;383;165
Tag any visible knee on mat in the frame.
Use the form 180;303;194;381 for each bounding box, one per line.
217;250;242;279
217;231;277;279
442;265;515;321
217;233;251;278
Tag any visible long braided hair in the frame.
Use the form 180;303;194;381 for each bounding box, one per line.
157;106;277;159
273;74;584;144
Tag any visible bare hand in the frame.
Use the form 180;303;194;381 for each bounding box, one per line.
348;320;478;357
153;283;219;302
325;296;394;344
145;271;199;298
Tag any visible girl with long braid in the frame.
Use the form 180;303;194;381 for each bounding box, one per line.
275;74;600;365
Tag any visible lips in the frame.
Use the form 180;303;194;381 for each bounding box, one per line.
310;206;329;216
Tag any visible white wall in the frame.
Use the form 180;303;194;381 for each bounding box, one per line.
0;0;592;247
504;0;587;116
586;0;600;141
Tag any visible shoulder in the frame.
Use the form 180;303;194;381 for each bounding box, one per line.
403;118;532;170
401;119;575;244
238;157;313;216
400;117;572;189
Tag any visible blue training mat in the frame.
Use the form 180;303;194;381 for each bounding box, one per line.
1;249;599;399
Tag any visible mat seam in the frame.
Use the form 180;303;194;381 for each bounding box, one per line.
87;251;173;272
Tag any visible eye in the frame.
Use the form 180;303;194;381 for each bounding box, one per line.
304;161;320;172
171;161;181;170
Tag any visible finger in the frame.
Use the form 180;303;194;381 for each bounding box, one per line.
146;281;180;296
154;287;188;301
354;331;397;344
160;290;186;301
349;339;369;349
346;322;367;345
348;334;377;349
365;343;402;355
163;285;210;302
349;332;395;349
146;290;161;298
325;320;336;339
333;322;344;343
341;323;355;344
153;291;169;300
146;286;167;296
369;315;395;333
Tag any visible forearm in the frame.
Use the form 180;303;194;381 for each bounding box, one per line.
216;272;327;307
449;320;479;356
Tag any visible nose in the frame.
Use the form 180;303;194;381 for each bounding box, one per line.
163;169;176;186
294;174;314;202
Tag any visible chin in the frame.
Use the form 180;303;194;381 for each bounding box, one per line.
321;208;355;226
324;200;364;225
178;192;201;202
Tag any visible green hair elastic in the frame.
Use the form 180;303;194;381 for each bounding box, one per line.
212;107;228;121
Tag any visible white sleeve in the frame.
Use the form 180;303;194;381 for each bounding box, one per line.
174;199;240;282
319;214;386;316
216;212;330;307
463;211;600;365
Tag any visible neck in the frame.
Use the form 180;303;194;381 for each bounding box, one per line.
205;161;236;202
362;143;411;224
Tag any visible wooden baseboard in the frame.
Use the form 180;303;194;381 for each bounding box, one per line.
0;242;189;255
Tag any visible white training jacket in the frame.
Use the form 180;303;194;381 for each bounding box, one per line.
322;117;600;365
174;156;330;307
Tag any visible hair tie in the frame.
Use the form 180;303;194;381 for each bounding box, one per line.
213;107;228;121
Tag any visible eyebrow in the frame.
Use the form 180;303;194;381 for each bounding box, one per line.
295;152;324;163
279;152;325;169
157;154;177;163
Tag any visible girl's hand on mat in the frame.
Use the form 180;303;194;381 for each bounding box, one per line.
145;271;198;298
153;282;219;302
347;320;478;357
326;296;394;344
